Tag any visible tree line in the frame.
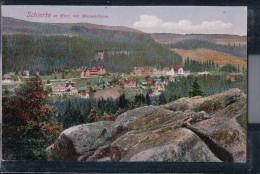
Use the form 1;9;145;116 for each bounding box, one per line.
50;92;153;130
184;58;244;73
167;39;247;59
161;72;247;104
184;57;217;72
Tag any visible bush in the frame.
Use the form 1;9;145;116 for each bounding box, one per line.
103;113;116;121
88;108;99;123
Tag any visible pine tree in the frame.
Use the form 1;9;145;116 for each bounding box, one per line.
146;93;151;105
89;87;94;98
189;77;203;97
63;99;76;129
212;60;216;71
118;93;128;108
169;94;177;102
141;94;146;104
75;104;84;124
159;93;167;105
134;94;139;104
82;101;91;123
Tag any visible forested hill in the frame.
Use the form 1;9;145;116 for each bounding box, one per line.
2;17;182;75
2;17;143;34
167;39;247;59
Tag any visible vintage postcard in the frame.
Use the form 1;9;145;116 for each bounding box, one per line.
2;6;247;162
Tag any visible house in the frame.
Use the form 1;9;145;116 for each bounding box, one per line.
132;67;155;76
78;86;90;93
76;68;82;72
23;71;30;78
169;77;175;82
172;66;184;75
93;85;98;91
166;67;175;76
52;81;78;96
121;73;128;78
68;89;78;96
152;68;158;76
146;77;155;87
65;81;75;91
163;67;170;72
226;73;237;81
95;51;104;61
80;92;90;99
52;81;67;94
141;81;148;89
153;84;165;92
150;91;161;97
120;80;136;89
141;81;148;86
157;70;167;76
106;82;111;87
81;66;106;78
108;50;130;56
2;74;12;83
154;79;162;85
34;70;40;76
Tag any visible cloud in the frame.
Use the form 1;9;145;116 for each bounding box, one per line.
133;15;163;28
133;15;234;34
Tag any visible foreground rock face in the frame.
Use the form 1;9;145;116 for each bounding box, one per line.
46;88;247;162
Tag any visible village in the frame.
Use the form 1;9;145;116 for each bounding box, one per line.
2;64;186;99
2;61;241;102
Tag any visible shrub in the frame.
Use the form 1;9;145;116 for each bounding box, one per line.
88;108;99;123
103;113;116;121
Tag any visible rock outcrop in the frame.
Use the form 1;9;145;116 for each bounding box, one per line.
46;88;247;162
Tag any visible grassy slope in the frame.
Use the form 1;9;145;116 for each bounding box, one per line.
172;48;247;68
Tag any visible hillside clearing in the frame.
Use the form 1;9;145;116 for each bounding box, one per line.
172;48;247;68
94;87;120;100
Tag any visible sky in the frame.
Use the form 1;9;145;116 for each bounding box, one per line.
2;6;247;36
